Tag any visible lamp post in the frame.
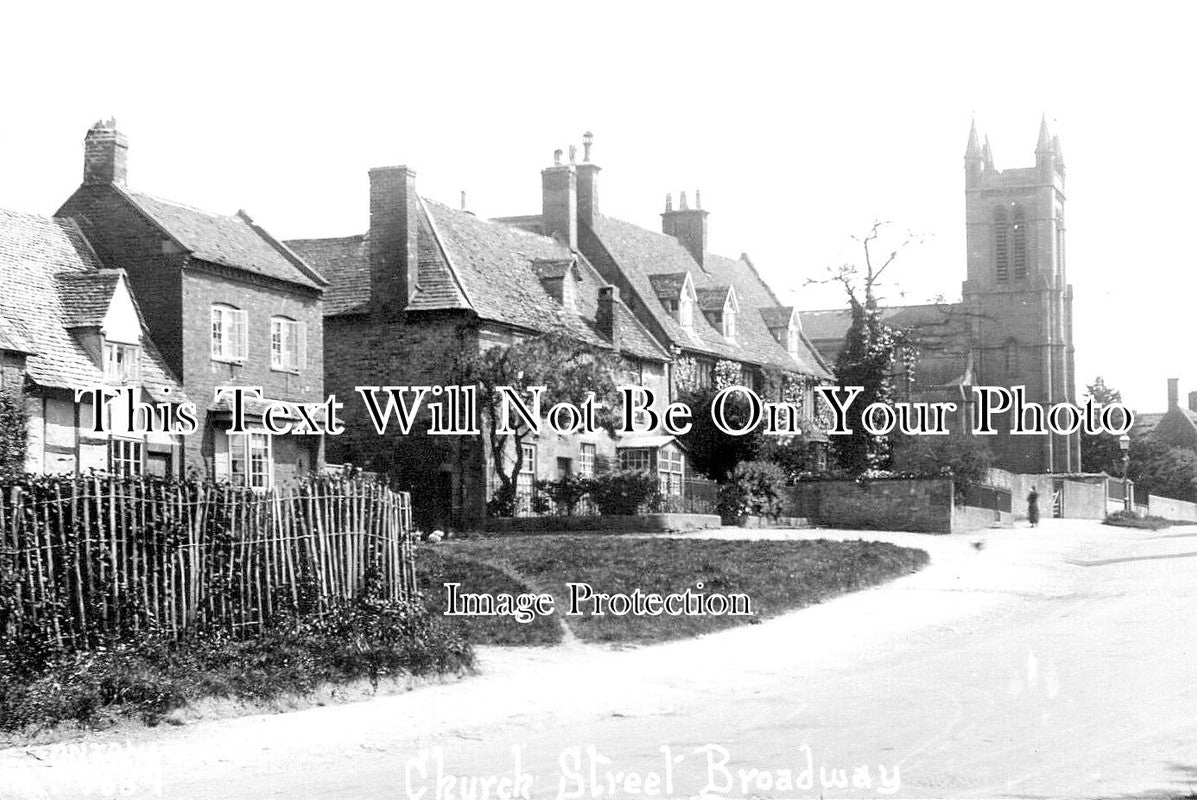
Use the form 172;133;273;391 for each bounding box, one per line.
1119;434;1131;511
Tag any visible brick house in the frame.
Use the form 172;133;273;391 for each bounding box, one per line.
287;165;674;528
0;207;185;475
57;120;328;487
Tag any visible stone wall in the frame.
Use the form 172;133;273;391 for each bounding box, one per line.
784;478;955;533
1147;494;1197;522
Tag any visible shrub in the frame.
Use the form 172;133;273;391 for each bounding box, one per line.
539;474;591;516
0;386;26;481
1104;510;1172;530
588;470;661;515
0;596;473;732
718;460;786;523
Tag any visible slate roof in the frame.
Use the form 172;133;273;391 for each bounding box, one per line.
800;303;973;389
587;215;830;378
0;208;183;401
121;190;326;290
285;198;671;363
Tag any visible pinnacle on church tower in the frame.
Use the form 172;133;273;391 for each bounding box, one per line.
1036;114;1052;155
965;117;981;159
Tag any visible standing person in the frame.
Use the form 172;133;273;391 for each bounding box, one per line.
1027;487;1040;527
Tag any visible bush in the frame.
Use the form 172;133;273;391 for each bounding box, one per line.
0;386;26;481
891;433;993;494
588;470;661;515
0;596;473;732
1104;510;1172;530
539;474;591;516
718;460;786;523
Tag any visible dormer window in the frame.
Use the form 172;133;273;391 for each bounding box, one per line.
721;288;740;342
103;341;140;383
678;289;694;330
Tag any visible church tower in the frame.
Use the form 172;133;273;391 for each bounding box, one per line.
961;116;1079;473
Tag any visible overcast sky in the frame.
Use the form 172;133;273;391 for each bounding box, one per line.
0;1;1191;410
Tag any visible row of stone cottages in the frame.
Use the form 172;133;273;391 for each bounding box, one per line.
0;122;833;528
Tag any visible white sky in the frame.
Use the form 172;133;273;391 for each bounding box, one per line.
0;1;1192;411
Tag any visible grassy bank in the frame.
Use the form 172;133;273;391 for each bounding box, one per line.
417;535;928;645
1105;510;1173;530
0;597;473;737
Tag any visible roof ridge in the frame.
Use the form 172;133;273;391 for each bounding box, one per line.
236;210;329;287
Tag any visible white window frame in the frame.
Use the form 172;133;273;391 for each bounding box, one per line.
109;438;143;476
211;304;248;363
579;443;596;478
103;341;141;384
658;445;684;496
225;431;273;490
270;316;305;373
618;447;653;473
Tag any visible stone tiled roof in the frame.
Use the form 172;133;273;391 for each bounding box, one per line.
122;191;326;290
695;285;732;311
286;198;670;363
55;271;123;327
588;215;830;378
0;313;35;354
0;208;183;401
648;273;689;300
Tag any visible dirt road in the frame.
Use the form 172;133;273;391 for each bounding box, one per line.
3;520;1195;799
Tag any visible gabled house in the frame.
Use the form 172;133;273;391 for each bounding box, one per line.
1132;379;1197;451
495;136;833;463
0;207;185;476
286;165;675;528
57;120;327;487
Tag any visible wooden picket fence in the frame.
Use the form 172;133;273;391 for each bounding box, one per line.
0;475;415;649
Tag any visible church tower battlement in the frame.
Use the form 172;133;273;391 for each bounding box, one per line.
962;116;1079;473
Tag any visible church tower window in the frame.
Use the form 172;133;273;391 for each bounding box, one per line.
994;206;1009;283
1012;205;1028;279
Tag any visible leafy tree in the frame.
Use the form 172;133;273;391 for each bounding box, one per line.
891;432;993;494
1127;437;1197;503
811;222;916;474
455;332;621;516
1081;377;1128;475
677;385;763;482
0;386;27;480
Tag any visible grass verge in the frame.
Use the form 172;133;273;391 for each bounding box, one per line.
1105;510;1173;530
0;597;473;737
417;535;928;645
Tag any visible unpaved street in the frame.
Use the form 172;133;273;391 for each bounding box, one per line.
2;520;1195;799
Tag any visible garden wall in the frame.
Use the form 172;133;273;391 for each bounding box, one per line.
1148;494;1197;522
783;478;1009;534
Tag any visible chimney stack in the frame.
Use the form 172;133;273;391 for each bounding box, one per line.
542;151;577;250
1168;377;1179;410
576;131;600;229
368;166;419;320
83;118;128;187
1188;391;1197;413
661;189;708;268
597;285;620;348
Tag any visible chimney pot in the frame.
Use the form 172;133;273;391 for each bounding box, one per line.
553;149;563;166
1168;378;1180;410
665;193;673;212
679;191;689;210
695;189;702;210
582;131;594;162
